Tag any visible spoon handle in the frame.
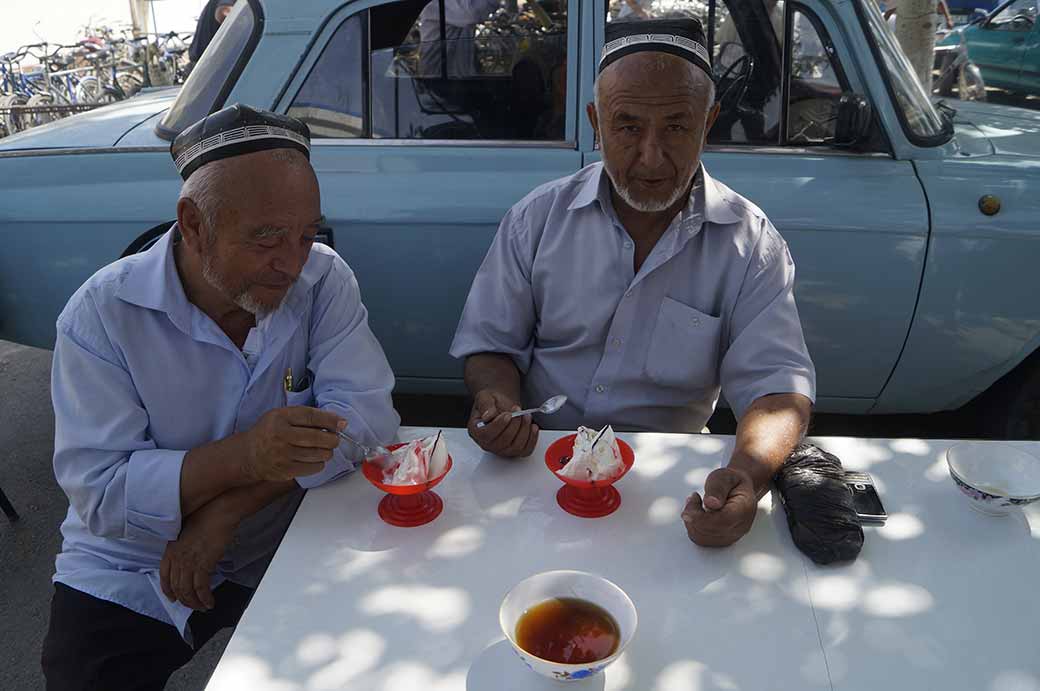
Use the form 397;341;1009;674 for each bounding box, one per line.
475;406;540;429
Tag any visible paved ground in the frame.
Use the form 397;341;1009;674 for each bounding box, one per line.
0;340;987;690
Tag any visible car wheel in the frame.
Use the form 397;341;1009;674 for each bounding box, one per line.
936;64;957;97
980;354;1040;439
120;221;176;258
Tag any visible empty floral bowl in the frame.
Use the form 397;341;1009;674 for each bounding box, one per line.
946;442;1040;516
499;570;636;682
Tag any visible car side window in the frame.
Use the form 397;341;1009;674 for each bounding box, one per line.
605;0;786;146
986;0;1037;30
787;8;846;144
291;0;569;141
371;0;568;140
287;15;366;137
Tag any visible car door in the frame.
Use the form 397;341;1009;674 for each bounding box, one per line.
275;0;582;392
1015;2;1040;90
592;0;928;411
966;0;1037;89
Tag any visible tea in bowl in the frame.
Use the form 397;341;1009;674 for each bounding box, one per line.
946;441;1040;516
499;570;637;682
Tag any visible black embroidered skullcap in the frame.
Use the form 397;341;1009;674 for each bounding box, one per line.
600;18;712;80
171;103;311;181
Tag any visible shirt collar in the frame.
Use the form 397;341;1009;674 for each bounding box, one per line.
568;162;743;228
115;227;194;335
115;224;321;337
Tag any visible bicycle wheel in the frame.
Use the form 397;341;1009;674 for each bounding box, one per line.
116;71;143;98
75;75;102;104
96;85;123;105
0;93;28;133
25;92;56;127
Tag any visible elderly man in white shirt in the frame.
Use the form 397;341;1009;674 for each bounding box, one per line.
450;18;815;548
41;105;399;691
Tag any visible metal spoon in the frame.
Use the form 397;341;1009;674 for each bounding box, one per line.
475;394;567;429
335;429;390;461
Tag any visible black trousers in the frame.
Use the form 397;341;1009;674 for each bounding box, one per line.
41;582;254;691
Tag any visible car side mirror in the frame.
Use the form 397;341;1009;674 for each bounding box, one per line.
1011;14;1034;29
970;8;989;24
833;93;873;148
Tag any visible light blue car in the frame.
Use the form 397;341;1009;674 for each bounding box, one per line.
1;0;1039;436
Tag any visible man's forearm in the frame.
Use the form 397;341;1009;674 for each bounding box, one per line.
728;393;812;499
204;479;299;528
464;353;524;402
180;433;255;517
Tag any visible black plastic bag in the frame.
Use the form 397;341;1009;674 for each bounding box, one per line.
774;443;864;565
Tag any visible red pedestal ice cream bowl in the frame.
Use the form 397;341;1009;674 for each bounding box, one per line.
544;434;634;518
362;442;453;527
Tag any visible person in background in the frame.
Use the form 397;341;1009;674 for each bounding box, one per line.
885;0;955;32
617;0;654;20
188;0;236;64
418;0;508;78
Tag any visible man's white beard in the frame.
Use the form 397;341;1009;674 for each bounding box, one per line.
602;156;696;213
201;253;275;317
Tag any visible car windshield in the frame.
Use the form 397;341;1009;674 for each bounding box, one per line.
857;0;951;145
156;1;258;140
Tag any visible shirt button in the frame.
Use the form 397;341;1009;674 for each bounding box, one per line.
623;241;633;250
692;317;700;326
612;338;622;347
595;384;606;393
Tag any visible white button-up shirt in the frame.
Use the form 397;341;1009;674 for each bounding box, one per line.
50;229;399;643
450;163;815;433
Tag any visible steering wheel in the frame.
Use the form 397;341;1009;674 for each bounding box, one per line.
715;53;754;115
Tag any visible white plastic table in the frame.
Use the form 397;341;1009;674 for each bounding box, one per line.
205;430;1040;691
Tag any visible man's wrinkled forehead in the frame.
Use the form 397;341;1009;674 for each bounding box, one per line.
597;53;707;107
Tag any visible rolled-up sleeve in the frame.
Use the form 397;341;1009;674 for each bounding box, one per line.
300;256;401;489
720;221;816;420
52;322;185;541
449;206;537;373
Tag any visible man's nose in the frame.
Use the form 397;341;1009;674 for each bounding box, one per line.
271;248;304;277
637;129;666;170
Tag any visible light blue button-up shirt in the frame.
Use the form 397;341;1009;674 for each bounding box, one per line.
50;229;400;643
450;163;815;433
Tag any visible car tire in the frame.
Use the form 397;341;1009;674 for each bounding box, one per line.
979;353;1040;439
120;221;176;258
936;65;957;97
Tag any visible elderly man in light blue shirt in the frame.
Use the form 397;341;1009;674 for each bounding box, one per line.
451;18;815;548
42;105;399;691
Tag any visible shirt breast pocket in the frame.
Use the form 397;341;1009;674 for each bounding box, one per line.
286;386;314;408
645;297;722;390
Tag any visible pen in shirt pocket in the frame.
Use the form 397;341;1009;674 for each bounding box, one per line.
282;368;312;395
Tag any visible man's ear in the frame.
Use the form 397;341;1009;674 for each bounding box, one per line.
586;102;600;147
177;198;205;253
704;101;722;145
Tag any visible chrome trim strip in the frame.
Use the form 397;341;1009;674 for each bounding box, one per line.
0;146;169;159
310;138;578;149
705;144;891;158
